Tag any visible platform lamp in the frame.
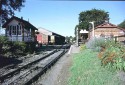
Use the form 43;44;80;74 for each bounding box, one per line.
89;21;95;39
76;27;79;46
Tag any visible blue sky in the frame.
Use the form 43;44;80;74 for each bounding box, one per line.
14;1;125;37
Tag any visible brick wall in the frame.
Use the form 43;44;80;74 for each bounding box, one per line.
90;27;125;41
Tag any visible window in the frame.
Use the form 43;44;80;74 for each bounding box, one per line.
6;25;9;35
100;34;105;37
9;25;22;35
110;34;114;38
12;26;16;35
27;29;31;36
17;25;21;35
9;26;12;35
6;25;12;35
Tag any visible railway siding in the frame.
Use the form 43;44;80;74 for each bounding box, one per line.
0;50;57;83
0;45;70;85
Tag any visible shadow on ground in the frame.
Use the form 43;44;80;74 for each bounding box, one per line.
0;55;22;68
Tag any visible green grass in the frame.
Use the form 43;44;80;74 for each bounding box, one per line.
68;49;121;85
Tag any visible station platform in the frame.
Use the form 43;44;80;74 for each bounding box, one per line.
68;44;80;54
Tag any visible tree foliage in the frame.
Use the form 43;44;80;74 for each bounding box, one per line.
118;20;125;28
78;9;109;30
0;0;25;21
0;36;8;54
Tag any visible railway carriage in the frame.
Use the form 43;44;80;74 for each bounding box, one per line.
36;27;65;45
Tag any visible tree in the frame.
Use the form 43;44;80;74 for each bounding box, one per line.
65;36;70;43
77;9;109;30
0;36;8;54
118;20;125;28
0;0;25;21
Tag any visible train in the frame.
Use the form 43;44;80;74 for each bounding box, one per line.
36;27;65;45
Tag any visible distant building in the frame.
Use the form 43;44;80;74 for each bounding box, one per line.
90;22;125;42
2;16;38;42
78;20;125;43
36;32;49;45
36;27;52;45
36;27;65;45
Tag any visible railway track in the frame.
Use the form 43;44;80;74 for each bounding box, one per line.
0;50;57;83
0;50;51;77
0;46;69;85
25;49;68;85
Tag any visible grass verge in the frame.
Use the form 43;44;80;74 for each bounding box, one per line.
68;49;121;85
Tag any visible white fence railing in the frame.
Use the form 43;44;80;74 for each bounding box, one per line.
8;36;34;42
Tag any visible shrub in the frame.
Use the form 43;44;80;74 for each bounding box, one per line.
86;37;106;52
3;41;27;57
25;42;37;54
68;49;121;85
101;46;121;65
0;36;8;55
86;37;125;71
0;35;36;57
0;36;8;44
14;41;26;52
80;44;86;51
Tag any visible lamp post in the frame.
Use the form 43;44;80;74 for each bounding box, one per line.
89;21;95;39
0;15;2;35
76;27;79;46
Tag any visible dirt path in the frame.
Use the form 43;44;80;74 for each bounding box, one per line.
36;45;79;85
54;54;72;85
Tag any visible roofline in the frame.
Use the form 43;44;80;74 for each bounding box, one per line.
96;22;117;28
38;27;53;33
38;27;65;37
89;26;125;32
2;16;38;30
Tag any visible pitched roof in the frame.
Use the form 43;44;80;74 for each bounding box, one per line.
2;16;38;30
96;22;117;28
38;27;65;37
89;22;125;32
38;27;53;35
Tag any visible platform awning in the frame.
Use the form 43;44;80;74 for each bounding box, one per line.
80;29;88;33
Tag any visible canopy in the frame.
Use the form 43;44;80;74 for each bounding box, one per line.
80;29;88;33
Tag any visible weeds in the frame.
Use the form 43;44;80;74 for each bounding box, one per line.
68;49;121;85
86;37;125;72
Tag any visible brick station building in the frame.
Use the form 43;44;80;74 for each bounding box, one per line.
89;21;125;42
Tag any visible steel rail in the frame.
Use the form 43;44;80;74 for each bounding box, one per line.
0;50;57;83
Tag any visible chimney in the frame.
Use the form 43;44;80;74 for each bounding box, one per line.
105;17;110;23
28;18;29;22
21;17;23;20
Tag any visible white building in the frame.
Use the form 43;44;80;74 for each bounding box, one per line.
2;16;38;42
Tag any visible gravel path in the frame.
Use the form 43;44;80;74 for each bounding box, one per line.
36;45;79;85
54;54;72;85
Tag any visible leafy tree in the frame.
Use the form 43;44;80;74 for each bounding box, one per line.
65;36;70;43
0;0;25;21
3;41;27;57
118;20;125;28
0;36;8;54
77;9;109;30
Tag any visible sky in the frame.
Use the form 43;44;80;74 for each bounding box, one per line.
13;1;125;37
